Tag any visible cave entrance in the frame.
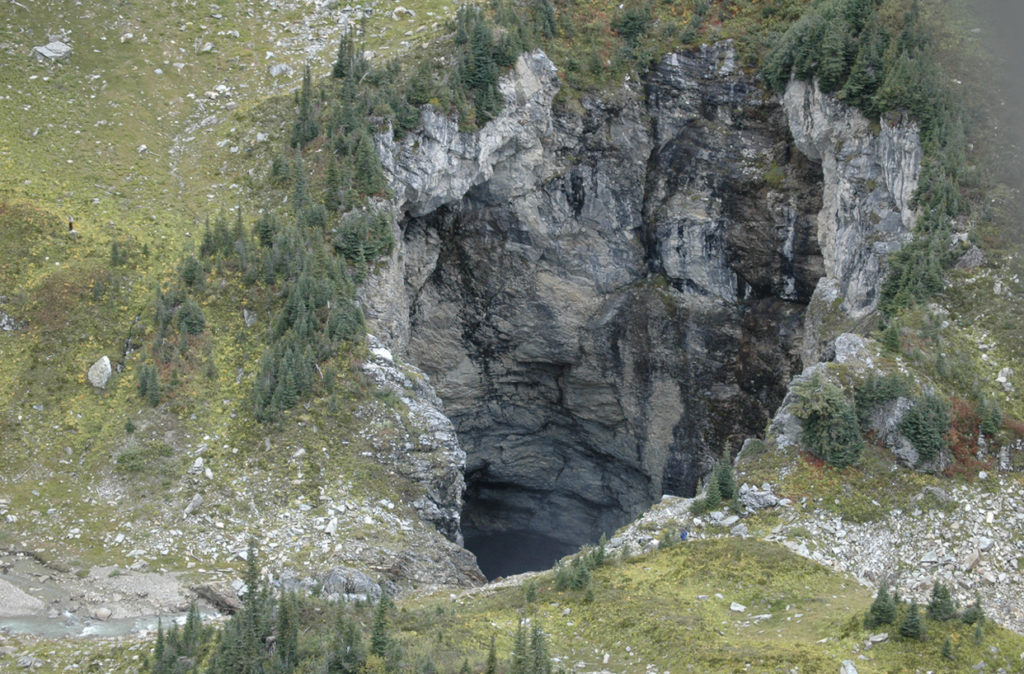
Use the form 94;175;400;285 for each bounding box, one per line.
455;455;647;579
462;528;578;580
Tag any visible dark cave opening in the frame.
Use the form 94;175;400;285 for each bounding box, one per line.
462;528;579;580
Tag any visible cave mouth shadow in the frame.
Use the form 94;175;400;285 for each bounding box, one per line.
462;527;581;580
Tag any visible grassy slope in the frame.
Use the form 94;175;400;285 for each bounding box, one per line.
0;0;459;571
399;538;1024;673
7;538;1024;672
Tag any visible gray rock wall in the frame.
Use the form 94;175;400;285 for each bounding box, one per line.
363;45;920;557
782;79;920;363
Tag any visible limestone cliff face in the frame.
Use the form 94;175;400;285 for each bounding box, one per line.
362;45;920;555
782;80;920;364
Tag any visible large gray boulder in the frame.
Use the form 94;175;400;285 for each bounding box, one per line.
320;566;382;603
32;41;72;62
87;356;112;389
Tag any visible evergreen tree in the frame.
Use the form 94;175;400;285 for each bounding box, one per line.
182;601;202;656
292;157;311;215
179;255;205;290
154;617;165;672
941;636;954;661
333;29;356;79
927;581;956;621
177;298;206;336
137;364;161;407
817;17;853;93
352;130;388;196
330;614;367;673
276;591;298;668
841;19;888;114
961;595;985;625
704;473;722;511
511;619;528;674
485;635;498;674
370;592;393;658
529;622;551;674
291;62;320;147
882;321;900;352
714;455;736;501
256;212;277;248
460;659;472;674
324;156;344;212
791;374;863;468
865;578;896;628
898;393;950;465
898;600;924;640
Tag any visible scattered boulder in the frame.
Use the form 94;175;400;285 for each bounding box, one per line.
954;245;984;269
320;566;382;603
200;41;215;53
1;309;22;331
921;486;953;504
93;607;112;621
192;583;243;613
996;368;1013;392
960;549;981;572
268;63;293;78
840;660;858;674
729;602;746;613
183;493;203;517
32;41;72;62
87;356;111;389
739;482;778;510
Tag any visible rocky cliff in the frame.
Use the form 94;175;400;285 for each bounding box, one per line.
783;79;921;364
362;44;921;568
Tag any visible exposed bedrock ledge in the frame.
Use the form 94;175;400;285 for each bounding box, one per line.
361;43;919;568
782;79;920;364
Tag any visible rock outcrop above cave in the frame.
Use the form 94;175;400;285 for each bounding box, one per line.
362;43;921;560
783;79;921;364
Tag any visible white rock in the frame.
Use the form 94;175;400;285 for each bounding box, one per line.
32;41;72;61
94;607;112;621
268;63;293;78
87;356;112;389
183;493;203;517
730;602;746;613
840;660;858;674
